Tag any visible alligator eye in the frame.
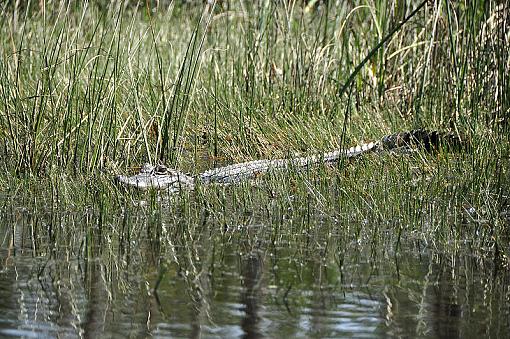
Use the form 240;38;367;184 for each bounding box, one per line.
154;165;168;175
140;163;154;174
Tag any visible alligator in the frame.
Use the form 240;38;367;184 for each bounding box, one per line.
115;129;464;192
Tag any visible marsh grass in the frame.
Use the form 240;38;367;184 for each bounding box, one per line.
0;0;509;275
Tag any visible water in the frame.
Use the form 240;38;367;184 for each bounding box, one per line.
0;199;509;338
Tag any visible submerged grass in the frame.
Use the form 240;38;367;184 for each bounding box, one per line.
0;0;509;271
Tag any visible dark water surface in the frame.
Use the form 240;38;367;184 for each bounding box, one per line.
0;197;509;339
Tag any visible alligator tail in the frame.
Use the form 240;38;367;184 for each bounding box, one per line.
379;129;468;152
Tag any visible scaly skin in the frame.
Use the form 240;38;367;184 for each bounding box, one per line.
115;163;194;192
115;130;464;191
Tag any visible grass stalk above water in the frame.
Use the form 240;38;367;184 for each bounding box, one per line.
0;1;508;264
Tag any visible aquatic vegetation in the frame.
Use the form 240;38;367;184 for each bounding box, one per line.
0;0;508;337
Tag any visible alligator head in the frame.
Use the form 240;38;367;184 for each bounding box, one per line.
115;163;194;192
